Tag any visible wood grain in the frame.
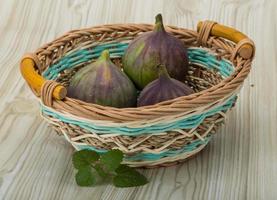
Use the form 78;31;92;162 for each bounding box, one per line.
0;0;276;199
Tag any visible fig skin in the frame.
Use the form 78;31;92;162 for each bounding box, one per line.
67;50;137;108
137;65;193;107
123;14;189;89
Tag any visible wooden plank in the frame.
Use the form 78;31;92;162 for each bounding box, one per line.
0;0;276;199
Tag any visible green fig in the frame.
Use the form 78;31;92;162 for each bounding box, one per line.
67;50;137;108
137;65;193;107
123;14;189;89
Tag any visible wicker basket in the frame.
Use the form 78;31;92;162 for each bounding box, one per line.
20;21;255;168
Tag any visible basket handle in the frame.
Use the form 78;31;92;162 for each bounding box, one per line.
20;55;67;100
197;21;254;59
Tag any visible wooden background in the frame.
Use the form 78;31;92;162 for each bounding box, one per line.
0;0;276;199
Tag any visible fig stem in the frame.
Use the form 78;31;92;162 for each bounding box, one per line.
154;14;165;32
99;50;110;60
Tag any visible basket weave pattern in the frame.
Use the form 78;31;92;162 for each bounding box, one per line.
24;21;255;167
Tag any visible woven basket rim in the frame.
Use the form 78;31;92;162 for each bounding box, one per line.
30;23;254;121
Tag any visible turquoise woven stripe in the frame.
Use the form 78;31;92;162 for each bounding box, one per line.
188;48;233;78
77;136;211;161
41;96;235;136
42;42;128;80
42;42;234;80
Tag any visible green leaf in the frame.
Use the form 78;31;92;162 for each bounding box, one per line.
115;164;133;174
72;149;99;169
75;166;96;186
100;149;123;171
94;164;109;178
113;165;148;187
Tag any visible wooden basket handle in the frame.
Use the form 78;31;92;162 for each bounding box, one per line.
20;54;67;100
197;21;254;59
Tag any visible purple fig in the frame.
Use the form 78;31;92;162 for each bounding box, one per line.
137;65;193;107
123;13;189;89
67;50;137;108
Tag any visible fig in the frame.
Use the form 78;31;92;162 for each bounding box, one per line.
67;50;137;108
137;65;193;107
122;13;189;89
